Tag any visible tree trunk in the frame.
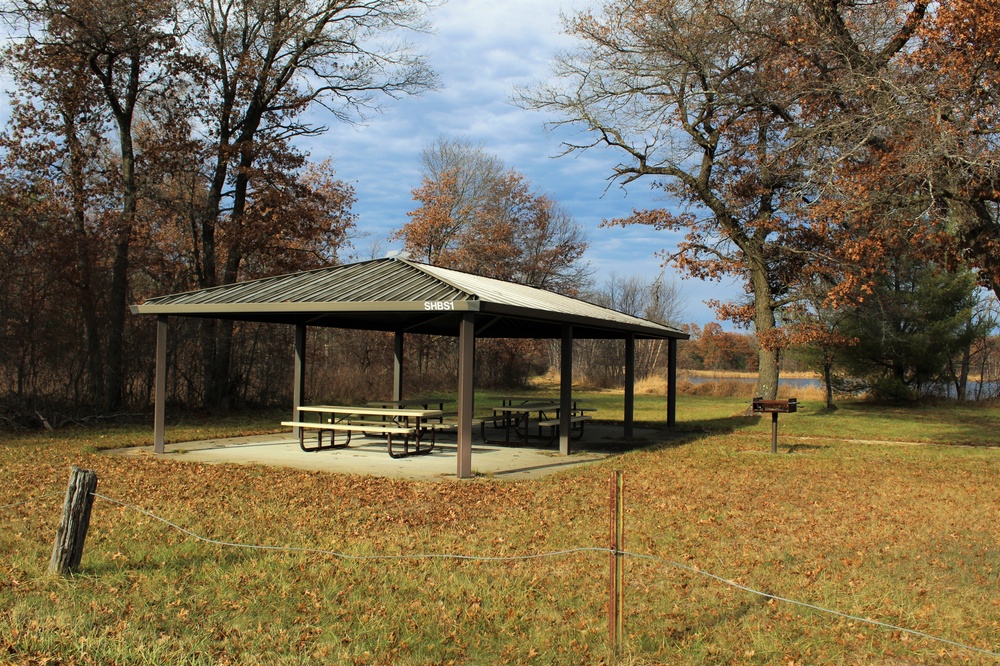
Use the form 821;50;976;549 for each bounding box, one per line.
104;229;130;410
65;111;106;406
823;361;836;410
751;266;780;400
99;57;140;411
196;134;232;406
211;319;235;408
957;342;971;401
83;301;104;404
201;123;256;408
204;242;245;408
200;317;218;404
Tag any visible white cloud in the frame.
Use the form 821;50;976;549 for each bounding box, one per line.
0;0;740;326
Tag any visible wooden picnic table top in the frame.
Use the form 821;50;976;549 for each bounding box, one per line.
298;404;444;418
491;398;596;411
497;396;550;405
489;401;597;414
367;397;450;409
290;404;441;459
497;396;594;406
491;401;562;413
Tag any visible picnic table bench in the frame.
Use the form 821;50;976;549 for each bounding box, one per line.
480;399;596;445
536;414;593;440
282;405;443;459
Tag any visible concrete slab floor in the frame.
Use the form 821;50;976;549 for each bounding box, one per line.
111;425;673;481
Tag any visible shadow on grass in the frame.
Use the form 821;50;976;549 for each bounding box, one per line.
659;596;770;646
785;442;829;454
568;413;762;456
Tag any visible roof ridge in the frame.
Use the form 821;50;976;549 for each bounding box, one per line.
404;259;684;335
395;258;479;300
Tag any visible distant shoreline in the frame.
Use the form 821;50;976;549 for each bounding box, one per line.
679;369;819;380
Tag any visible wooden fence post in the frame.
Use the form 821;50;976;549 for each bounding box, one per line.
49;466;98;575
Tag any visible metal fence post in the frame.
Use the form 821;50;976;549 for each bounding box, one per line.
609;470;624;656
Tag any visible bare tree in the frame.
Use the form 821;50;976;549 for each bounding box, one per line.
420;136;506;230
4;0;183;409
519;0;930;399
577;272;685;386
399;136;591;293
182;0;438;405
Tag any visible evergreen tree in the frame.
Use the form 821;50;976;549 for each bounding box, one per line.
836;263;979;399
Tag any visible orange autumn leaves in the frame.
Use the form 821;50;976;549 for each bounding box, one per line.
398;164;588;295
546;0;1000;400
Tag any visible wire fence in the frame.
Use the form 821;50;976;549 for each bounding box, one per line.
0;492;66;510
4;490;998;660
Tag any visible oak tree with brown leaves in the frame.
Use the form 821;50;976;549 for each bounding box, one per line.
0;0;430;413
4;0;183;409
522;0;964;399
398;137;590;294
178;0;436;405
396;138;591;389
799;0;1000;299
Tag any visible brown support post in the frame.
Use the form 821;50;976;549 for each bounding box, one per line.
154;315;167;454
457;314;475;479
49;466;98;575
624;334;635;441
559;325;573;456
393;331;404;401
667;338;678;427
293;324;306;440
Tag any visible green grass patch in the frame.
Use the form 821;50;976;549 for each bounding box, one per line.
2;396;998;664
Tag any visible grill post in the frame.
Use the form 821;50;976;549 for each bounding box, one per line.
771;411;779;454
751;397;798;454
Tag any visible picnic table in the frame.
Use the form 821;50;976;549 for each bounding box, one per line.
281;405;443;459
367;397;450;410
480;399;595;445
367;397;454;423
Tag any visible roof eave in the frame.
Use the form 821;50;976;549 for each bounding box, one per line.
132;300;482;316
478;303;688;340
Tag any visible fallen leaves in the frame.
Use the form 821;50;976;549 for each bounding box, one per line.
2;419;998;664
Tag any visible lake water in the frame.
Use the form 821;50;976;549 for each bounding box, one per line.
683;375;1000;398
683;376;822;389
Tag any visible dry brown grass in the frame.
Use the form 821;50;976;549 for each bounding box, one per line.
3;400;998;664
636;373;829;401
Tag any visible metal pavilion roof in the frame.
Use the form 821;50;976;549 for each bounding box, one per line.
131;258;688;340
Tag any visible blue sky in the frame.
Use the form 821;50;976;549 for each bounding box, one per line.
304;0;743;326
0;0;742;326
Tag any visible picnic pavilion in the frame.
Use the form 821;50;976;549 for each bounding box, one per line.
131;257;689;479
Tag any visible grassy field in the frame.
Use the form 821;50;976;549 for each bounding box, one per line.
2;395;998;665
